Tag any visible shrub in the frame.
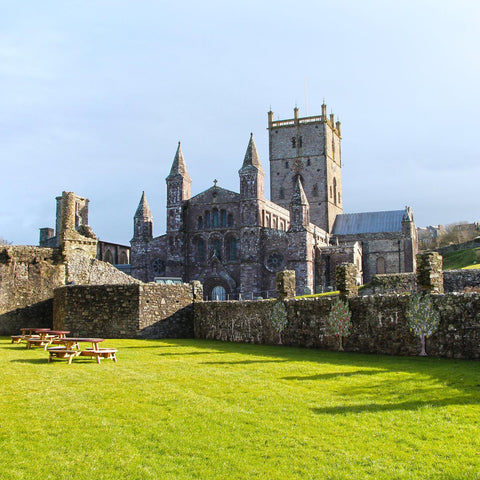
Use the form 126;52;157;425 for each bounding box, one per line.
326;297;352;351
405;294;440;356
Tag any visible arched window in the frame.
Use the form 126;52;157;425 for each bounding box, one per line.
312;183;319;197
104;250;113;264
197;216;203;230
333;178;337;206
291;137;296;148
196;238;206;262
212;286;226;301
227;237;237;261
227;214;234;227
213;209;219;227
377;257;386;274
205;211;211;228
120;252;128;265
279;187;285;200
220;210;227;227
212;239;221;259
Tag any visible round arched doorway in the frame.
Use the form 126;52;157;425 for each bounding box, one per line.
211;285;226;301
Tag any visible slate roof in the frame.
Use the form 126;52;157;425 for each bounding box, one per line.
332;210;405;235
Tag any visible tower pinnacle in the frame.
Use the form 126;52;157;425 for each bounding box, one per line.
168;141;191;181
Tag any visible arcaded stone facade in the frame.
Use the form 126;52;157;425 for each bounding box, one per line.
130;106;417;298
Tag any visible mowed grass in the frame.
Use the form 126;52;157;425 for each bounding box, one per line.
442;246;480;270
1;338;480;479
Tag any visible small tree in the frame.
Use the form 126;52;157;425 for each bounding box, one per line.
327;297;352;351
270;300;288;345
405;294;440;356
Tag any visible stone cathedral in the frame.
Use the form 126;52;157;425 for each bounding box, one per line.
130;105;417;299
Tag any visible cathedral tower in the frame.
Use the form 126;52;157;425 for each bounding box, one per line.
165;142;191;277
268;104;342;233
238;134;266;296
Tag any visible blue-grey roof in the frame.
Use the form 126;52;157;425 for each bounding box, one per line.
332;210;405;235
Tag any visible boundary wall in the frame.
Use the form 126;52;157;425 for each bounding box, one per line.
194;293;480;359
53;282;202;338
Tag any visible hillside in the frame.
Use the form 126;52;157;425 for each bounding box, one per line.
441;246;480;270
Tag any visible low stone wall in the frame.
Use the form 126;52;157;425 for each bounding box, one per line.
360;273;417;296
194;293;480;359
53;282;200;338
443;269;480;293
360;269;480;296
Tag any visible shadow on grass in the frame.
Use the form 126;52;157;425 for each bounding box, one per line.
282;369;386;381
156;339;480;406
312;395;478;415
10;358;48;364
157;351;220;356
203;359;290;365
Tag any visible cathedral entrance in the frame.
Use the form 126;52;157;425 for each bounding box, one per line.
211;285;226;301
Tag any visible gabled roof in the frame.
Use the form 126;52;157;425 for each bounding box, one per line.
332;210;406;235
189;185;240;203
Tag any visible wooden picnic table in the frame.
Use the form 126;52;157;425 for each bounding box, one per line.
48;338;117;364
25;329;58;350
12;328;52;345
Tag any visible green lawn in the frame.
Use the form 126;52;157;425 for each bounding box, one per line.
442;246;480;270
1;338;479;479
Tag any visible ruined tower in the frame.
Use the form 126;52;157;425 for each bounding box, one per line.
268;104;343;233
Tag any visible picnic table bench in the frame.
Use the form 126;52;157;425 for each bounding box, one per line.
47;338;117;364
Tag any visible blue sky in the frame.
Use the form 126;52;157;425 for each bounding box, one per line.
1;0;479;245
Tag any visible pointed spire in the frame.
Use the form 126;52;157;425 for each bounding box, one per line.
241;133;263;170
289;176;310;232
291;176;309;206
168;141;191;181
135;191;153;219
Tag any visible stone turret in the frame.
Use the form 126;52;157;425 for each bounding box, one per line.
132;191;153;241
239;133;265;226
239;133;265;199
288;176;310;231
166;142;191;233
165;142;191;278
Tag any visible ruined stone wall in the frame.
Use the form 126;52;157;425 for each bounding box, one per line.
194;293;480;359
53;282;200;338
443;269;480;293
0;245;141;335
0;246;64;334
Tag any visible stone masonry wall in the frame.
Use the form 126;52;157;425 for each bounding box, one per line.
443;269;480;293
53;282;200;338
0;246;64;335
0;245;141;335
360;272;417;296
194;293;480;359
